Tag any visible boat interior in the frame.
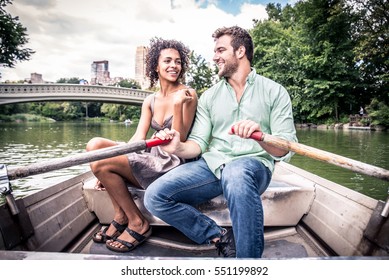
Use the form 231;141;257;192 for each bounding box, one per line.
0;161;388;259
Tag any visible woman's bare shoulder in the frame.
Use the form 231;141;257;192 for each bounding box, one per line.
142;93;155;105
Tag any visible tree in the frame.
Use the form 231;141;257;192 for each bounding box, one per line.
0;0;35;78
100;79;142;121
118;78;140;89
252;0;360;123
186;52;215;96
347;0;388;104
57;77;81;84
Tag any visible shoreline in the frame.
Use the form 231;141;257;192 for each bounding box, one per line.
296;123;387;131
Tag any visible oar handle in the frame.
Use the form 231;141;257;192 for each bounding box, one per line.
250;131;264;142
145;138;171;148
230;126;389;181
6;137;171;181
230;126;264;141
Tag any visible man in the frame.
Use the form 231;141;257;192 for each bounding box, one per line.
144;26;297;258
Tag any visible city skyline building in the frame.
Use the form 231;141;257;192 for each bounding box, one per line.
90;60;111;85
30;73;44;83
135;46;149;89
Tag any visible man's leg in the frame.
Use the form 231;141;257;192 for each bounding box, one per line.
145;158;225;244
221;158;272;258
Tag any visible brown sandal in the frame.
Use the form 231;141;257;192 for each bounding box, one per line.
106;227;152;252
92;220;127;243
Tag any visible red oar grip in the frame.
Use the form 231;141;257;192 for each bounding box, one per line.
145;138;171;148
250;131;264;142
230;126;264;141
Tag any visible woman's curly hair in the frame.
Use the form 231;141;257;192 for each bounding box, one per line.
145;37;190;88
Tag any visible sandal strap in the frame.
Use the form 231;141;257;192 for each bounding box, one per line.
125;227;149;243
111;220;127;232
114;238;135;250
93;225;109;239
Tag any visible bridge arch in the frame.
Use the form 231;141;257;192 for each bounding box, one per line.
0;84;153;105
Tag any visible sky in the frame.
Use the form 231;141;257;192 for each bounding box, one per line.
1;0;294;83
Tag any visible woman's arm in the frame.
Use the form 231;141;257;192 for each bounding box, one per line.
171;88;198;141
129;94;153;142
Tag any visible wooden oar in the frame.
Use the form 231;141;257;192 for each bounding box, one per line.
248;130;389;182
5;138;170;181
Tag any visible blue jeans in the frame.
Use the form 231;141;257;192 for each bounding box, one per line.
144;157;272;258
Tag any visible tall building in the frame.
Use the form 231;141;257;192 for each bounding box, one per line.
30;73;44;83
90;60;111;85
135;46;149;89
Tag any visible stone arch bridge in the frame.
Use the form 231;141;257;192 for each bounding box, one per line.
0;84;153;106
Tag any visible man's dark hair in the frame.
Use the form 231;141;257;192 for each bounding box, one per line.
212;26;253;64
145;38;190;88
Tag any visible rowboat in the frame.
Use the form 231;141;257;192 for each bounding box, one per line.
0;135;388;260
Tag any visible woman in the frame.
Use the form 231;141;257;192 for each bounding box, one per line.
86;38;197;252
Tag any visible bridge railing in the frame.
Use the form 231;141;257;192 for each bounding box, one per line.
0;84;154;105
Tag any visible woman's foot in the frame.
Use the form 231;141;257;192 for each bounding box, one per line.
92;220;128;243
106;222;150;251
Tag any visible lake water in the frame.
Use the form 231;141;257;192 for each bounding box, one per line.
0;121;388;202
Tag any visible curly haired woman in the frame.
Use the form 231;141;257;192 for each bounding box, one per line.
86;38;198;252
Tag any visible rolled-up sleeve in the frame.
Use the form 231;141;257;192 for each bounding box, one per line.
268;85;298;162
188;93;212;153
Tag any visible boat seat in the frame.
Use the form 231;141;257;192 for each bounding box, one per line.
82;161;315;227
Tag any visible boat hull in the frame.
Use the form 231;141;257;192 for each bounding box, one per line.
0;162;388;259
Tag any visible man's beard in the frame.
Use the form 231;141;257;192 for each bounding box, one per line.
218;57;239;78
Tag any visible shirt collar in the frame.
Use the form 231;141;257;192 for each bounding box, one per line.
247;68;256;85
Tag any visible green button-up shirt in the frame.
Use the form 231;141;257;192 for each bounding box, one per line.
188;69;297;178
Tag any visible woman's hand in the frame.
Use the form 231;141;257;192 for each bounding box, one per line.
173;89;193;105
154;128;181;154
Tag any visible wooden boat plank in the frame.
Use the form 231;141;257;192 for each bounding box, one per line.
21;172;93;207
302;186;375;256
9;173;96;252
277;162;379;209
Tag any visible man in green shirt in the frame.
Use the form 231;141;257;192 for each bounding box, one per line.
145;26;297;258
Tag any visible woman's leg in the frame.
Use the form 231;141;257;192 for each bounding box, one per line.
86;137;148;247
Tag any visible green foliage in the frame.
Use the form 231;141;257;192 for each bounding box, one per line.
0;0;35;77
348;0;388;103
250;0;386;126
56;77;81;84
186;52;215;96
118;79;140;89
99;79;142;121
366;98;389;127
12;114;26;121
0;103;29;115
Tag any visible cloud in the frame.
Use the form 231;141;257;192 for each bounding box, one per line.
1;0;269;82
17;0;56;9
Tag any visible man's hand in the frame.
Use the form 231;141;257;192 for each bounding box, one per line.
229;120;261;138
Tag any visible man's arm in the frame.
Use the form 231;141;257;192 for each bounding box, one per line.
230;120;289;157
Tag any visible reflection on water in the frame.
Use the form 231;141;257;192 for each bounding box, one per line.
0;122;388;203
0;121;138;201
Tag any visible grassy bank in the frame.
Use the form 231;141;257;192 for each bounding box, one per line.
0;113;56;123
